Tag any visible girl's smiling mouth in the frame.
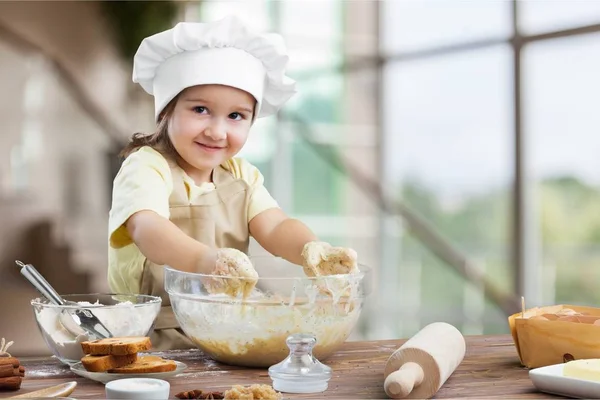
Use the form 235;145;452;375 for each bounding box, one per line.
195;142;225;152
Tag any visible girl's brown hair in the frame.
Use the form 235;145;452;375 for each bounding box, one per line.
119;96;179;159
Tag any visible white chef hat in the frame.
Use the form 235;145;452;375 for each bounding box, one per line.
132;15;296;122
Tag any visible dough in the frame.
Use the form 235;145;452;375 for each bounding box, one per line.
224;384;282;399
301;241;358;277
204;248;258;299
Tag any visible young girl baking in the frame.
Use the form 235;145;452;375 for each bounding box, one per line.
107;16;358;350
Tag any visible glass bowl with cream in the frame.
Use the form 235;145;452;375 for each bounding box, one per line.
31;293;161;365
165;255;372;367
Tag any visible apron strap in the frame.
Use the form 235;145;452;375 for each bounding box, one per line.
169;166;192;206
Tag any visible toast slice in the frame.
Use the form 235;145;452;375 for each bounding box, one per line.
81;353;138;373
107;355;177;374
80;337;151;356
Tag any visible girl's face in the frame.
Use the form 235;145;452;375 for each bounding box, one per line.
168;84;255;182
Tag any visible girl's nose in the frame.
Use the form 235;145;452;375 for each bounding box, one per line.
204;119;227;141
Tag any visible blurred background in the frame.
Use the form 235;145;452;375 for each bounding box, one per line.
1;0;600;356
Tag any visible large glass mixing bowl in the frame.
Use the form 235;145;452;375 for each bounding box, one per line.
165;255;372;367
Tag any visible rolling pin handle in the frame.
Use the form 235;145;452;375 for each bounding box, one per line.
384;362;424;399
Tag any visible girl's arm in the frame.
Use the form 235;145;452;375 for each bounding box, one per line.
249;208;318;266
126;210;217;274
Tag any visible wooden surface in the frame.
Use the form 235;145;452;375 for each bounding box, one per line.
0;335;565;399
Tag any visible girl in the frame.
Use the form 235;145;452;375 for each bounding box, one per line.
107;16;358;350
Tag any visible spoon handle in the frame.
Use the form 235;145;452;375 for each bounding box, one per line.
15;260;65;306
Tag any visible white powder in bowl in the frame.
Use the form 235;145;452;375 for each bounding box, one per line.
107;378;168;391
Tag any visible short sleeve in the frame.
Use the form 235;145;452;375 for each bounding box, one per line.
109;147;173;248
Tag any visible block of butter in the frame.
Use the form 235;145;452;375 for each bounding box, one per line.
564;359;600;382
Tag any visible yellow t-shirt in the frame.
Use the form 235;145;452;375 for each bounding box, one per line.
107;146;279;294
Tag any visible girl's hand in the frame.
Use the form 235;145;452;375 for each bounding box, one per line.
301;241;358;277
203;248;259;298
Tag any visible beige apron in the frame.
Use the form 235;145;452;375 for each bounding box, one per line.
139;162;251;351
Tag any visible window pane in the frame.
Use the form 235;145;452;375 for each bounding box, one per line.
523;33;600;306
382;45;513;335
291;137;345;215
199;0;271;31
236;117;276;192
281;0;343;74
280;0;340;39
519;0;600;35
287;74;345;215
279;0;345;215
380;0;511;54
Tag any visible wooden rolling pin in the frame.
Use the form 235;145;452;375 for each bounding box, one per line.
383;322;466;399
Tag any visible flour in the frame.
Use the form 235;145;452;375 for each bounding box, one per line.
107;378;167;391
25;364;70;378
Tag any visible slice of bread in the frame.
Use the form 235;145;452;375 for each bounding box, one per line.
107;355;177;374
81;353;138;373
80;337;151;356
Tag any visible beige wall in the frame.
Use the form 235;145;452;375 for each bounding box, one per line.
0;1;152;356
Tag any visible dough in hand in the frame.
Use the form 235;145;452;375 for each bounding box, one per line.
301;241;358;277
204;248;258;298
301;241;359;298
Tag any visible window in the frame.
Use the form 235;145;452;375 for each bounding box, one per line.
380;0;511;54
383;46;513;198
519;0;600;35
287;74;345;215
199;0;270;31
382;45;513;335
381;0;600;337
523;33;600;305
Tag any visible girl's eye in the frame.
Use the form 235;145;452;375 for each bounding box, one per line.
229;112;243;121
193;106;208;114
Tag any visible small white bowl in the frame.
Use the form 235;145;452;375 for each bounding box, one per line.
105;378;170;400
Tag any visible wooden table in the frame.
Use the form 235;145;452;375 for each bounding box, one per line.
0;335;564;399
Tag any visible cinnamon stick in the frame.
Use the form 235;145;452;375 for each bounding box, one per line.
0;375;22;391
0;358;19;368
0;364;21;378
